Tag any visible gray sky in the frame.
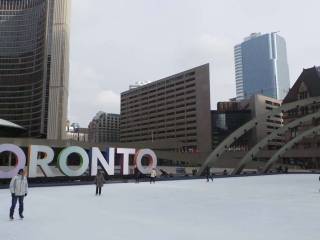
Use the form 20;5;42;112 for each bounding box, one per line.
69;0;320;126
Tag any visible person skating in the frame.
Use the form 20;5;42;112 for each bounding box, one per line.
150;168;156;184
94;171;106;196
9;169;28;220
206;166;213;182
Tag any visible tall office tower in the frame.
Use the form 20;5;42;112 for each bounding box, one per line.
120;64;212;153
234;32;290;101
0;0;70;139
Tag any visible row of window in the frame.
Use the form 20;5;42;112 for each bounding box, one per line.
122;75;196;98
121;86;196;107
121;99;196;115
121;107;196;121
122;98;196;115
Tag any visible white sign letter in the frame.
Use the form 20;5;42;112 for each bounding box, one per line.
117;148;135;175
91;147;115;176
134;149;157;174
0;144;26;179
58;146;89;176
28;145;55;178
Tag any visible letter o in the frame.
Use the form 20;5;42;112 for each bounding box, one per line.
135;149;157;174
58;146;89;176
0;144;26;179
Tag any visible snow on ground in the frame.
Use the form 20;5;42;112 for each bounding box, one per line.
1;174;320;240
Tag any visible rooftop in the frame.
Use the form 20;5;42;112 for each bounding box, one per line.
0;119;25;130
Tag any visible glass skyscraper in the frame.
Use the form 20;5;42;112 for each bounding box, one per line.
0;0;70;139
234;32;290;100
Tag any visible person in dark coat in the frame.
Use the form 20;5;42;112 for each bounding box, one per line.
134;166;140;183
94;171;106;196
206;166;213;182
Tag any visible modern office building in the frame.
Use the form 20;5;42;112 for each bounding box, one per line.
241;94;283;147
211;109;251;150
213;94;283;149
88;112;120;143
234;32;290;100
0;0;70;139
120;64;212;153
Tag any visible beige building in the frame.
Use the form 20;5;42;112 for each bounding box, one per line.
240;94;283;146
120;64;212;154
216;94;283;148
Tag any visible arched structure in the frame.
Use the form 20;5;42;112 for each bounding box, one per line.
262;125;320;173
197;97;320;176
231;110;320;175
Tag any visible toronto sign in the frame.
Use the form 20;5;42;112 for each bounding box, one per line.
0;144;157;179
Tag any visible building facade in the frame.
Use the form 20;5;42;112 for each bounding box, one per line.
281;66;320;169
0;0;70;139
241;94;283;146
234;32;290;100
213;94;283;149
66;122;88;142
120;64;212;153
211;109;251;150
88;112;120;143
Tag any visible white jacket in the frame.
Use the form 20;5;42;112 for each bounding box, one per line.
10;175;28;196
151;169;157;178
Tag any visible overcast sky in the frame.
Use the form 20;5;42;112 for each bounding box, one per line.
69;0;320;126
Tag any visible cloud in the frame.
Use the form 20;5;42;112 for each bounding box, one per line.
175;34;236;108
68;63;121;126
69;0;320;125
96;90;120;108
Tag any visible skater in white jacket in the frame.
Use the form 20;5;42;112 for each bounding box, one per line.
9;169;28;220
150;168;157;184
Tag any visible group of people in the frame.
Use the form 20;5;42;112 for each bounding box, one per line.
7;167;320;220
7;167;158;220
94;168;157;195
134;167;157;184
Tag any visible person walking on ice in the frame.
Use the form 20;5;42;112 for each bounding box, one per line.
95;171;106;196
9;168;28;220
150;168;157;184
206;166;214;182
134;166;140;183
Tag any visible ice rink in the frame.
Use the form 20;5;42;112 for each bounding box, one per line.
1;174;320;240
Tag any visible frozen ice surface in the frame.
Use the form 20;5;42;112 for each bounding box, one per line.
1;174;320;240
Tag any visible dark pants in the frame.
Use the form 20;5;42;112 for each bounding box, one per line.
10;195;24;217
135;174;140;183
206;175;213;182
96;186;102;195
150;177;155;184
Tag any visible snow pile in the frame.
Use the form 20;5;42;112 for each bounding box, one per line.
0;174;319;240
